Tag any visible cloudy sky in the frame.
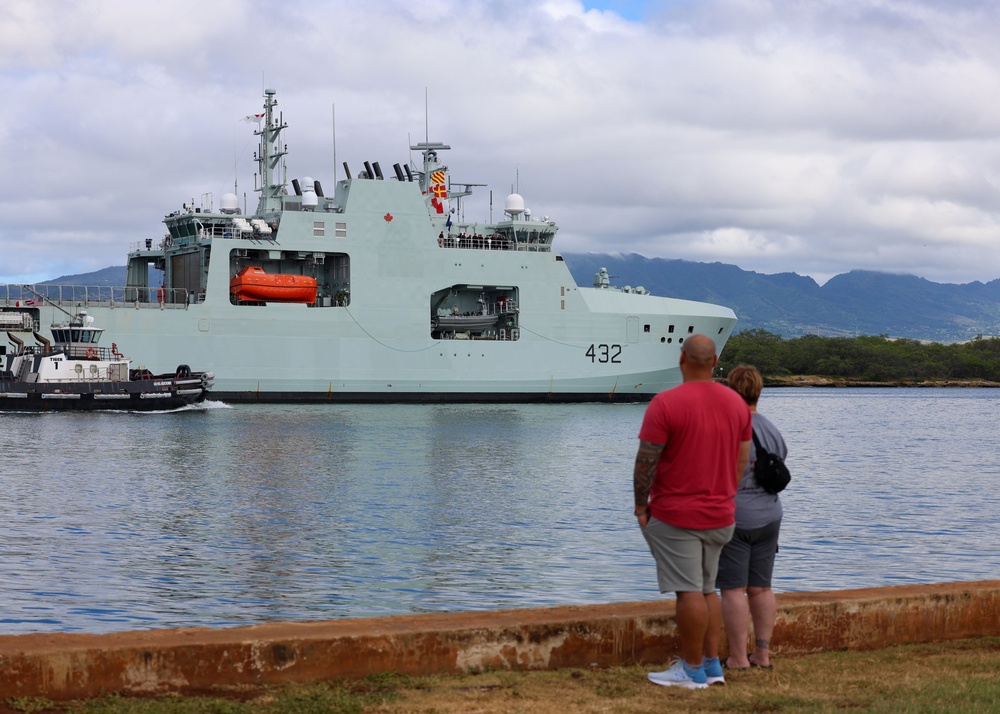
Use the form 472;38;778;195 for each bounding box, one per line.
4;0;1000;286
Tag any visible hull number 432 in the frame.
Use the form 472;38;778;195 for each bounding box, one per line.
586;344;622;363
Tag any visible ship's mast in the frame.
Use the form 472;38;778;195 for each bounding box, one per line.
410;141;452;223
410;141;450;193
255;89;288;215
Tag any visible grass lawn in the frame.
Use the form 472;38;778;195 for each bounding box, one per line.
4;637;998;713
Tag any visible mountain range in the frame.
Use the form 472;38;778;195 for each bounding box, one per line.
35;255;1000;343
563;254;1000;343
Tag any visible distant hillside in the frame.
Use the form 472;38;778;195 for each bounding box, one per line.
41;266;127;287
562;254;1000;343
38;256;1000;343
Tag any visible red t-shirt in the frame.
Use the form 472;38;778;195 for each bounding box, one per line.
638;381;752;529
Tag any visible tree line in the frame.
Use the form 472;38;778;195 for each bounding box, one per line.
718;329;1000;382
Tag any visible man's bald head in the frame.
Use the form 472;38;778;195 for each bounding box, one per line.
679;334;718;381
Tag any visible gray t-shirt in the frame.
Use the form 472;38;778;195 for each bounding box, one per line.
734;412;786;530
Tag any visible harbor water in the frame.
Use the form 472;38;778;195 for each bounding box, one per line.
2;388;999;635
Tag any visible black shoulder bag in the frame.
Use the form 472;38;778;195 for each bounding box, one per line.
751;429;791;494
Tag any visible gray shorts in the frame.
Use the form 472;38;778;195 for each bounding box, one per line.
715;518;782;590
642;517;735;595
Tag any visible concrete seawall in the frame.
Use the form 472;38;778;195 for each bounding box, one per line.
1;580;997;700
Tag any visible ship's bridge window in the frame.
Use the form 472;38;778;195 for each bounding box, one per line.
313;220;325;237
71;330;80;341
81;330;92;343
178;220;196;238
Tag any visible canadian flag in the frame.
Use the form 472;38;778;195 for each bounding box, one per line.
243;113;265;123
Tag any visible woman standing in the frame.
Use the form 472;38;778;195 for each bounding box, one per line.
717;365;787;669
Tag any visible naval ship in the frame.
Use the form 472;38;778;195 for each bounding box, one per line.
1;90;738;403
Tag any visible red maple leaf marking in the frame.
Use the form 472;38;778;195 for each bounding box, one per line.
384;213;394;222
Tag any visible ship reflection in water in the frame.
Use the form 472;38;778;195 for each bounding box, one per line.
1;389;998;634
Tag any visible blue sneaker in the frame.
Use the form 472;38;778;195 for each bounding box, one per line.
702;656;725;685
647;658;708;689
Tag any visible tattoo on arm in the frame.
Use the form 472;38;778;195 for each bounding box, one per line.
633;440;664;508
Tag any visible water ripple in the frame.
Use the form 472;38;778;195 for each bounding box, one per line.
1;391;999;633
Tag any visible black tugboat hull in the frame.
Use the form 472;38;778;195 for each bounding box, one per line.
0;374;214;412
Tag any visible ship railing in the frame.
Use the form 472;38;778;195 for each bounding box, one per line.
0;284;191;310
13;342;124;362
440;234;552;252
154;221;275;242
60;344;122;361
129;237;169;254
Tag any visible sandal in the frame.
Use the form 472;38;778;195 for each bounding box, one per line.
722;658;750;671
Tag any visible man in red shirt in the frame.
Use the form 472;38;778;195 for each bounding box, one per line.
633;334;751;689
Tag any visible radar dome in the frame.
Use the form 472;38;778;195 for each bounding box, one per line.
301;177;318;208
504;193;525;217
220;193;239;214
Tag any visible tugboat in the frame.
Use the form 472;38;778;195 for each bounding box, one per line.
0;294;214;412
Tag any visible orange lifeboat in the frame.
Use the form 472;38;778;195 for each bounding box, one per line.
230;266;318;303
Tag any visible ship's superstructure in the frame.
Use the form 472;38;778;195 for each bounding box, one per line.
1;90;738;402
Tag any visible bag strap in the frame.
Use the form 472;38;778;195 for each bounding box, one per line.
751;428;766;457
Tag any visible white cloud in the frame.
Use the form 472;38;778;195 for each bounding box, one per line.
3;0;1000;287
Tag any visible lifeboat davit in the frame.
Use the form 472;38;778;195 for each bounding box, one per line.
230;266;318;303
